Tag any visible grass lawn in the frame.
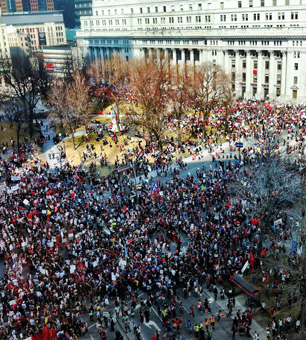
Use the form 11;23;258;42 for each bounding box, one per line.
0;122;35;150
62;132;146;172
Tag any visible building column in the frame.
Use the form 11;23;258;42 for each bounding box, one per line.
199;49;203;64
164;49;169;60
235;52;242;98
268;52;276;99
94;48;98;64
256;51;264;100
172;48;177;64
281;51;287;96
181;49;185;65
190;49;194;66
245;51;252;99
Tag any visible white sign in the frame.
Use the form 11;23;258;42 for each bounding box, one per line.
11;175;21;181
241;260;249;274
274;218;282;226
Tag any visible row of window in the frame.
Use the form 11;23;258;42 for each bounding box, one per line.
95;0;299;16
84;11;300;27
231;59;299;71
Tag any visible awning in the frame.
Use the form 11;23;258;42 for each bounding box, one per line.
114;166;132;173
230;274;260;297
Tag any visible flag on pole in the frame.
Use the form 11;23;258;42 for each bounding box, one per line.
249;251;255;269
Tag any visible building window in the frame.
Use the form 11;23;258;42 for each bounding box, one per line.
220;2;224;9
147;7;150;13
273;0;277;5
155;6;158;12
196;16;201;23
278;12;285;20
293;51;300;58
249;0;253;7
265;75;269;83
145;18;150;24
189;4;192;10
265;61;269;70
242;73;246;82
140;7;143;13
238;1;242;8
253;13;260;21
294;63;298;70
292;90;297;99
198;3;202;10
121;9;124;14
205;15;211;22
163;6;166;12
294;76;298;84
186;16;191;23
242;14;248;21
231;59;235;68
178;17;183;23
130;8;133;14
277;75;281;85
169;17;174;23
153;18;157;24
231;14;237;21
242;60;246;68
291;12;298;20
161;17;165;24
261;0;265;6
265;13;272;20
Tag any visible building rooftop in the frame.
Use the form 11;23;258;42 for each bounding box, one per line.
2;11;64;26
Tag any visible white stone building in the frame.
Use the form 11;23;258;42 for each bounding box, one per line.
76;0;306;103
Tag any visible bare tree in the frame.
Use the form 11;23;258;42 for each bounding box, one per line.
125;56;171;150
229;146;304;253
8;107;27;148
49;70;90;149
169;63;194;146
0;51;50;138
89;54;130;132
187;62;231;140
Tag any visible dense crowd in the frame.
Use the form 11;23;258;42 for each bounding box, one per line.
0;100;305;340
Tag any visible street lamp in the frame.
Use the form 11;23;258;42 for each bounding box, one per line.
63;140;66;157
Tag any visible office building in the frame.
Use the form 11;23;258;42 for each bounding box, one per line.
76;0;306;103
74;0;91;28
2;11;66;52
0;0;54;13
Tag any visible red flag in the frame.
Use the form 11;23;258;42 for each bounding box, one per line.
253;70;257;74
249;251;255;269
74;173;81;182
99;109;103;114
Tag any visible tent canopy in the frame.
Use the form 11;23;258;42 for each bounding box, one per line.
230;274;260;297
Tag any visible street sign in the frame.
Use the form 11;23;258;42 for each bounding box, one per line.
235;142;243;147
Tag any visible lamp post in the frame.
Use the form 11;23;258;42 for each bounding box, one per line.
63;140;66;157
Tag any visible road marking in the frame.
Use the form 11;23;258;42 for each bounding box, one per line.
88;322;97;329
144;320;161;332
151;306;163;321
90;335;94;340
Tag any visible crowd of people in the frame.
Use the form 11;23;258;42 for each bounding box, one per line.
0;100;305;340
